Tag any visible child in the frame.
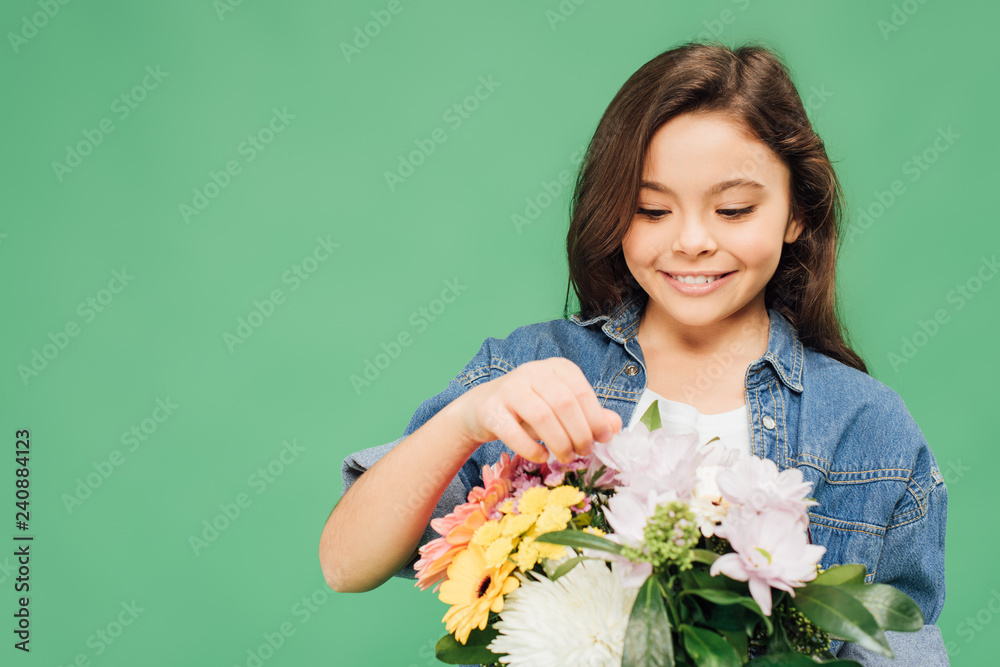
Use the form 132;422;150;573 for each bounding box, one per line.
320;41;948;664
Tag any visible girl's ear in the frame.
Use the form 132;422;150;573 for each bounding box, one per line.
784;214;804;244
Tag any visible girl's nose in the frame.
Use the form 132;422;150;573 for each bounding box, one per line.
671;213;718;256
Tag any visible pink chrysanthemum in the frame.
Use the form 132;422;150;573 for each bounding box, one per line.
710;507;826;616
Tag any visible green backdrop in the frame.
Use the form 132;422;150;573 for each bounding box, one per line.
2;1;996;665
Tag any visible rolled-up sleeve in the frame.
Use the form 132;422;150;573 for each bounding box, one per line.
339;337;497;580
835;625;948;665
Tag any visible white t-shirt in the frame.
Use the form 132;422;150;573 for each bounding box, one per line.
626;386;750;456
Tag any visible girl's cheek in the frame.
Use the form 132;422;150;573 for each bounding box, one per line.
726;226;782;260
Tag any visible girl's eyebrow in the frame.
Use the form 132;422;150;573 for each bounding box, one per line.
640;178;767;196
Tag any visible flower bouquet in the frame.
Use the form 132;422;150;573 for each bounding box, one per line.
416;401;924;666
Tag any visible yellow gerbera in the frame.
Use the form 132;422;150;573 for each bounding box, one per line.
439;543;519;644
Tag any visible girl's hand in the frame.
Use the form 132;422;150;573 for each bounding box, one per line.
454;357;623;464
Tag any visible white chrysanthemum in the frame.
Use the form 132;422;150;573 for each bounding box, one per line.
487;559;639;667
690;465;732;537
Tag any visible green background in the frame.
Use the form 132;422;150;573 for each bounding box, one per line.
2;0;996;665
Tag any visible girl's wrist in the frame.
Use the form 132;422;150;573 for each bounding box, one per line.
437;395;485;458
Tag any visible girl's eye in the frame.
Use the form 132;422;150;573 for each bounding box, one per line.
637;207;668;220
717;206;756;219
637;206;756;221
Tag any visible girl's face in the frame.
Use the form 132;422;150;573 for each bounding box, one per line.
622;111;803;331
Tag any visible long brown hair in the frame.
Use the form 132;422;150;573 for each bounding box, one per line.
562;40;867;374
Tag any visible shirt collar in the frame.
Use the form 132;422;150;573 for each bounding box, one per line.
570;292;805;393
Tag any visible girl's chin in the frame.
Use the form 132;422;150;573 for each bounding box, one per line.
643;299;747;325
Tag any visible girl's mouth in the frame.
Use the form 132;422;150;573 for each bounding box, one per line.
661;270;736;294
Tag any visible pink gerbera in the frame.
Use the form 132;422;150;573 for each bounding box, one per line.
414;454;514;592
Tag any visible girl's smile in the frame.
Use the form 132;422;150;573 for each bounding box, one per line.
661;269;737;294
622;110;804;338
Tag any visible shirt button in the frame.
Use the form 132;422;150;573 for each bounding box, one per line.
624;364;639;376
762;415;776;430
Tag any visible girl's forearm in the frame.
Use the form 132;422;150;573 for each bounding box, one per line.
319;398;481;593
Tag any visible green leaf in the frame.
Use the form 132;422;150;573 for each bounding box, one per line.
550;556;586;581
746;654;861;666
689;568;729;591
699;566;754;595
690;549;720;566
534;529;623;554
765;613;791;655
680;588;750;604
680;588;773;635
715;624;748;662
640;400;663;431
679;625;741;667
791;585;893;658
811;564;867;586
707;603;745;632
623;574;675;667
585;463;610;489
838;583;925;632
434;627;501;665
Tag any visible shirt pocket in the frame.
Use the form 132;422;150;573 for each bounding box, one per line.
806;511;886;582
800;465;910;582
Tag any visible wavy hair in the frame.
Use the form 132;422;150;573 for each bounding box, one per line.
562;40;867;373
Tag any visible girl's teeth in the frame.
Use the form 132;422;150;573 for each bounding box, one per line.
673;274;723;285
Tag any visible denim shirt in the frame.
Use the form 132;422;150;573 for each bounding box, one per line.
342;293;948;665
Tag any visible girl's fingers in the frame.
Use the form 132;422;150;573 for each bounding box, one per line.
464;357;621;465
601;408;623;440
529;364;596;461
509;387;575;463
483;402;549;463
551;357;617;444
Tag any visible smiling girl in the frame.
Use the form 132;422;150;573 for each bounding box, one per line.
321;41;948;664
